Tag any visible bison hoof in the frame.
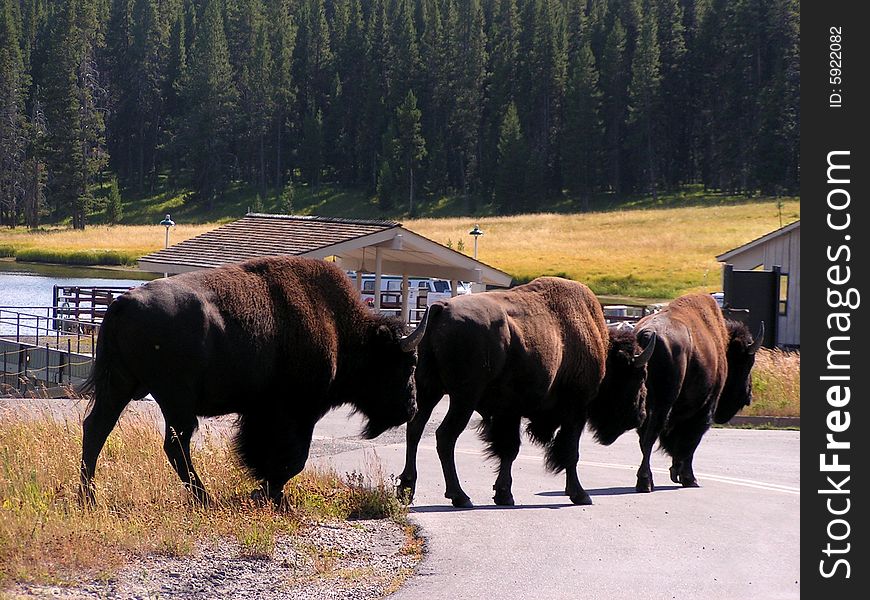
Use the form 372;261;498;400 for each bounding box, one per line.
569;491;593;506
493;490;515;506
78;485;96;509
669;465;681;484
681;478;700;488
635;477;654;493
250;487;283;506
447;493;473;508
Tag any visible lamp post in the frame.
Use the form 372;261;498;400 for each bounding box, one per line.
469;224;483;259
160;214;176;248
159;214;175;277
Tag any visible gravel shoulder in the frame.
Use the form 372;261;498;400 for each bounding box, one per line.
9;519;418;600
0;399;423;600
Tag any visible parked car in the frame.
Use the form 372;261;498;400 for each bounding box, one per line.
347;273;470;319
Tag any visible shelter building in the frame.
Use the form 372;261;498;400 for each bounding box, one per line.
716;220;799;348
138;213;513;323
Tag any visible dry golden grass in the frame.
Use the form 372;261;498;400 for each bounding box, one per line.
0;409;404;587
744;348;800;418
0;200;799;298
0;224;215;258
408;200;800;298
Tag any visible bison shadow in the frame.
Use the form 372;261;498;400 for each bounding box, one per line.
409;502;578;513
536;485;681;497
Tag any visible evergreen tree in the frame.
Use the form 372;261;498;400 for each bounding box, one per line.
494;102;527;214
163;6;187;188
386;0;420;110
562;2;602;208
40;0;106;229
481;0;518;194
627;0;661;197
446;0;487;204
183;0;238;205
393;90;426;216
105;174;122;223
332;0;368;184
267;0;296;190
517;0;566;200
654;0;688;187
22;94;47;229
598;13;627;193
754;0;799;195
0;0;28;225
128;0;165;190
301;108;323;186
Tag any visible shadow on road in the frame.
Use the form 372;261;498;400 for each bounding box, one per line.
535;485;681;497
409;502;578;513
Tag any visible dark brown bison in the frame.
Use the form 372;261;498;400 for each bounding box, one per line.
80;256;427;505
397;277;655;508
632;293;763;492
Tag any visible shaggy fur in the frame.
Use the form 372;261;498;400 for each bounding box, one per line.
632;293;760;492
397;277;651;508
80;256;420;505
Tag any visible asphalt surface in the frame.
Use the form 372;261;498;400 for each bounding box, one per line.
310;401;800;600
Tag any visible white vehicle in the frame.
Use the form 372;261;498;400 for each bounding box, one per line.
347;273;470;318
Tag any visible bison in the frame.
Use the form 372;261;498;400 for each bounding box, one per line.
80;256;428;505
631;293;763;493
397;277;655;508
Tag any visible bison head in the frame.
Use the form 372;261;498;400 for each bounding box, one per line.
715;321;763;424
587;328;656;445
353;310;431;438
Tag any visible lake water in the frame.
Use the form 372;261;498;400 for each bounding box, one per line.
0;261;157;308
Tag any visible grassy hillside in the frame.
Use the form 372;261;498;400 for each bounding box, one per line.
407;200;799;298
2;185;799;299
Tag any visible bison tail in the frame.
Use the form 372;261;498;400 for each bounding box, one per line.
78;317;112;411
78;298;134;412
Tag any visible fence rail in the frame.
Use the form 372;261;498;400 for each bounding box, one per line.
52;285;131;326
0;307;99;395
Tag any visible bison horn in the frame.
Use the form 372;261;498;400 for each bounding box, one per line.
634;332;656;366
399;308;431;353
748;322;765;354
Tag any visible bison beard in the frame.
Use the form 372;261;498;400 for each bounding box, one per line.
79;256;425;506
397;277;653;508
587;328;651;446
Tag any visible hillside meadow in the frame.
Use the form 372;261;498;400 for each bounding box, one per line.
0;200;799;300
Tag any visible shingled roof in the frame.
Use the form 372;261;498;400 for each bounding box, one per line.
139;214;400;272
138;213;513;288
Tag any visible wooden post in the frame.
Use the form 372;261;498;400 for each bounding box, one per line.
374;247;383;311
401;273;410;324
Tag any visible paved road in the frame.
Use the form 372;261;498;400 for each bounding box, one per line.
4;398;798;599
310;402;800;600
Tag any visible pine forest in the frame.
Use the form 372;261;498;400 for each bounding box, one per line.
0;0;799;228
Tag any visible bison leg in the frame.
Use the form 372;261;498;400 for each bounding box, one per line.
435;397;476;508
80;390;134;506
636;408;668;493
397;388;443;504
548;421;591;506
660;411;712;488
481;412;522;506
159;409;209;505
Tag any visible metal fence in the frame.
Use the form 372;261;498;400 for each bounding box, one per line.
0;307;99;394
